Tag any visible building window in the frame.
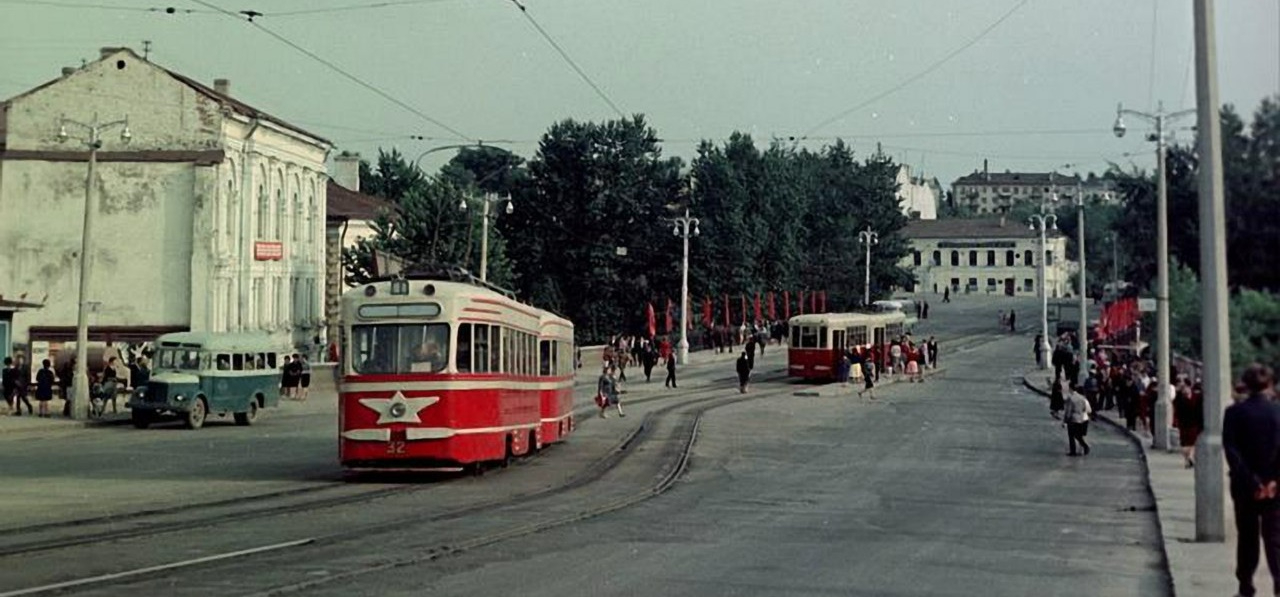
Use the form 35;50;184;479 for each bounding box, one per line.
950;277;960;290
950;250;959;266
1045;250;1054;266
987;278;997;289
1024;278;1034;291
1006;250;1015;266
967;277;978;290
275;187;284;241
913;250;921;266
1024;249;1033;265
986;250;996;266
932;251;941;266
968;251;978;266
306;181;316;245
291;188;301;242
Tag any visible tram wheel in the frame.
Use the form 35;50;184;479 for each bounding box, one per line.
500;436;513;468
528;429;539;455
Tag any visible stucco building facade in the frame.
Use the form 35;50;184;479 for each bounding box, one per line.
899;217;1072;298
0;48;331;353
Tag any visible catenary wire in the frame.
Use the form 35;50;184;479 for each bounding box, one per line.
188;0;474;141
267;0;457;16
507;0;626;119
800;0;1031;138
0;0;207;11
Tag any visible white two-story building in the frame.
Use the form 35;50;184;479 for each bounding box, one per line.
899;217;1072;298
0;47;331;355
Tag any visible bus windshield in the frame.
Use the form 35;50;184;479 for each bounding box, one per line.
351;323;451;374
155;348;204;371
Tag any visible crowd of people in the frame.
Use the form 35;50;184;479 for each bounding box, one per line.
2;349;150;418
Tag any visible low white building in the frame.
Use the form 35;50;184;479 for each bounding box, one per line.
0;47;331;354
899;217;1072;298
896;165;940;220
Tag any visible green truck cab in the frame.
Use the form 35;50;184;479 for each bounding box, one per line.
126;332;289;429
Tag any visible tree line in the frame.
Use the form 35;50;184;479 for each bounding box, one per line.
344;115;912;345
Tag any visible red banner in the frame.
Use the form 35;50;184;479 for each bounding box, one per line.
753;293;762;323
253;241;284;261
702;296;713;329
665;298;674;334
645;302;656;338
1100;297;1140;339
810;291;817;314
740;295;748;325
783;290;790;320
798;290;804;315
768;291;776;321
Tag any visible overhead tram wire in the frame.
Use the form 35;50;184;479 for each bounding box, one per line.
799;0;1031;139
507;0;626;119
187;0;475;142
0;0;207;11
266;0;458;17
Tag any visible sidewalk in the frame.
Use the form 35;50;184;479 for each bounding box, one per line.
1022;373;1238;597
0;397;130;436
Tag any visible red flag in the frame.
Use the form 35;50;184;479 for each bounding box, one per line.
702;296;712;328
820;290;827;313
798;290;805;315
740;295;748;325
783;290;790;320
768;291;776;320
810;291;817;313
665;298;674;334
645;302;656;338
753;293;762;323
723;294;730;327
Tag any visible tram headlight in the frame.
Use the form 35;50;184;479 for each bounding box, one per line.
389;403;407;418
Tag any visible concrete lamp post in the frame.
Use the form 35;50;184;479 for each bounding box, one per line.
1114;101;1195;452
57;113;131;421
671;208;700;365
457;192;512;282
857;226;879;307
1027;212;1057;369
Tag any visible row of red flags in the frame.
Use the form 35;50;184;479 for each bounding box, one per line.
645;291;828;337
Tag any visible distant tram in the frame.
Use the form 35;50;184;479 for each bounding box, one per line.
337;270;575;471
787;311;907;380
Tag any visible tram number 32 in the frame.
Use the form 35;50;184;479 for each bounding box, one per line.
386;441;406;455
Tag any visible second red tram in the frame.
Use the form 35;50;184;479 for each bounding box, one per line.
787;312;906;380
337;272;575;470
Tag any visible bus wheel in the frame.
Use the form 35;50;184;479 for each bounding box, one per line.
184;398;207;430
234;401;259;426
131;410;153;429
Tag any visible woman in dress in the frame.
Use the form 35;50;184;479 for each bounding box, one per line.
35;359;55;418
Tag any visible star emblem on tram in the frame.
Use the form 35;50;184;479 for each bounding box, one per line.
359;391;438;425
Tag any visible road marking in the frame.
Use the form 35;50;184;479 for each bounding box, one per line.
0;538;315;597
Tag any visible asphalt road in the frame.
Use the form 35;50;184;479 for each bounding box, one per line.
1;295;1160;597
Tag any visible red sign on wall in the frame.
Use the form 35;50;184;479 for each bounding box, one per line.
254;241;284;261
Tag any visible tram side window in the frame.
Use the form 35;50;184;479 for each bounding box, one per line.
817;326;829;348
232;354;244;370
244;353;257;370
457;323;473;373
848;325;869;347
490;326;501;373
791;326;801;346
216;354;231;370
473;324;489;373
265;353;278;370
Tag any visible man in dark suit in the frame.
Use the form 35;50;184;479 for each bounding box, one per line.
1224;363;1280;597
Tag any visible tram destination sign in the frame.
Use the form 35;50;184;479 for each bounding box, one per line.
936;240;1017;249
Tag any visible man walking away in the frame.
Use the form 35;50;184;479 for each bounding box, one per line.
663;351;677;389
736;351;751;394
12;356;32;416
1224;363;1280;597
1062;383;1092;456
2;357;15;415
943;287;951;303
746;335;757;370
1008;310;1016;332
927;336;939;369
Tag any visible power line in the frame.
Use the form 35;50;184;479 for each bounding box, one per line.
188;0;473;141
801;0;1030;138
267;0;456;17
507;0;626;119
0;0;207;11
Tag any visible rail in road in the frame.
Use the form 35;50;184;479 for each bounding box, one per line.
0;372;791;597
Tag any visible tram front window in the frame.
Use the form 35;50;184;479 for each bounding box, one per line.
352;323;452;374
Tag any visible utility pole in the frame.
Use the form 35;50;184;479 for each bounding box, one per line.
57;113;131;421
672;208;700;365
1029;212;1057;368
857;227;879;306
1193;0;1229;543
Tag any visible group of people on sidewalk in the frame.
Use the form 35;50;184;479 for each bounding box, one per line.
832;335;940;399
3;351;150;419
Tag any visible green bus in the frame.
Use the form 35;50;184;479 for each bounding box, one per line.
126;332;291;429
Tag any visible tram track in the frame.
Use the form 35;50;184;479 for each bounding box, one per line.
0;376;789;597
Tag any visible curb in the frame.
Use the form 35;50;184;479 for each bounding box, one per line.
1020;375;1179;596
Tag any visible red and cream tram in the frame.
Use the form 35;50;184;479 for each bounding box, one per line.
787;311;907;380
337;271;575;470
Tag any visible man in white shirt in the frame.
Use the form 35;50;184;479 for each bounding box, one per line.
1063;384;1093;456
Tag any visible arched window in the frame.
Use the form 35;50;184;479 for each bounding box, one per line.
306;178;316;245
1024;249;1033;265
932;250;941;266
1006;250;1015;266
950;250;959;266
291;174;301;243
257;183;268;238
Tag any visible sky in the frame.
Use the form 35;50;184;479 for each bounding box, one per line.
2;0;1278;187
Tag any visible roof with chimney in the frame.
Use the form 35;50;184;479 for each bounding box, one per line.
903;217;1057;240
327;178;396;223
1;47;331;146
952;170;1081;187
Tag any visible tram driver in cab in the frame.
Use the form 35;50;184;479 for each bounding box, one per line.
406;327;449;373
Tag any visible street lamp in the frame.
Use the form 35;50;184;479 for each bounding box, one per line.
57;113;131;421
1028;212;1057;369
457;192;512;282
857;226;879;306
1114;100;1195;452
671;208;699;365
